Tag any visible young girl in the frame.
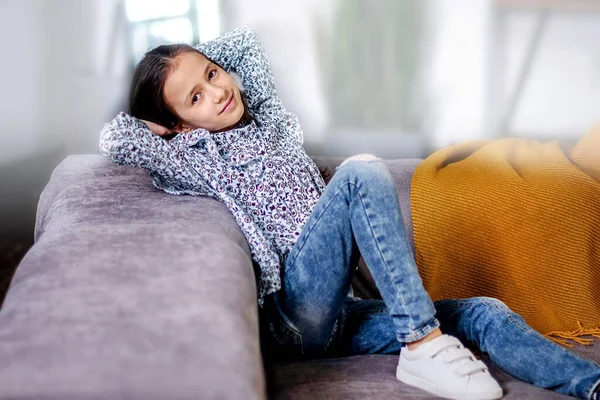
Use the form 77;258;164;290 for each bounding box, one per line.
99;27;600;400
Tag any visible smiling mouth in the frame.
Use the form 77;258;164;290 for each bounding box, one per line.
220;94;234;115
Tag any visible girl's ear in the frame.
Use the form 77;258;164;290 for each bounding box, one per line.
173;122;193;133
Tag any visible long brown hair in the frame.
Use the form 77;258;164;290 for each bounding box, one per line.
128;44;252;133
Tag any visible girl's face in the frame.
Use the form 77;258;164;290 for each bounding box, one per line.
162;51;245;133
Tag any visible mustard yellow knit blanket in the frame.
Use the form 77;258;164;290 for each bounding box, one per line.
411;124;600;345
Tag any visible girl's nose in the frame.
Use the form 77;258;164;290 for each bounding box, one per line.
209;85;227;102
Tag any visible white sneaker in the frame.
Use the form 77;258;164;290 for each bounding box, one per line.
396;334;503;400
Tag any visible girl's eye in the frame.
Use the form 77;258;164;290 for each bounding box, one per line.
192;94;201;105
208;69;217;80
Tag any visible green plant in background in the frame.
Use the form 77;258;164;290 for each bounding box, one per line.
324;0;430;133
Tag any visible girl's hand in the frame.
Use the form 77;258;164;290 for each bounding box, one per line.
141;119;172;137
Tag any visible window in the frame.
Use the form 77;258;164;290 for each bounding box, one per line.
125;0;221;63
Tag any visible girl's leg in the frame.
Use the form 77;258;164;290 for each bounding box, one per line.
339;296;600;399
436;297;600;399
268;158;501;398
275;158;438;357
338;296;403;355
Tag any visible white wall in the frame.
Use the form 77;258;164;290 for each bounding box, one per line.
225;0;336;144
1;0;599;163
423;0;489;148
224;0;600;152
41;0;129;155
0;0;44;165
425;0;600;148
507;12;600;139
0;0;129;168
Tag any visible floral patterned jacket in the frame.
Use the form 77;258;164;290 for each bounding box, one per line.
99;27;326;305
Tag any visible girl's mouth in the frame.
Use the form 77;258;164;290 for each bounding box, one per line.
220;94;235;115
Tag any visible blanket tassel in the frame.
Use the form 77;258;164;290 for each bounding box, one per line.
544;321;600;348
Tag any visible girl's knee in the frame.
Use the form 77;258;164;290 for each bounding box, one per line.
333;154;395;197
472;297;525;323
335;154;387;182
339;153;380;167
470;297;509;313
479;297;509;310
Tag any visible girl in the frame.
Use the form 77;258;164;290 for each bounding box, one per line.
99;27;600;400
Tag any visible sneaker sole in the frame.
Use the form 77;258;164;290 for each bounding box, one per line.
396;365;503;400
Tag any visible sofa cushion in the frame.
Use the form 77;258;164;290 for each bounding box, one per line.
267;344;600;399
0;155;265;399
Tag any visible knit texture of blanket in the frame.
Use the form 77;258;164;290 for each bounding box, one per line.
410;124;600;344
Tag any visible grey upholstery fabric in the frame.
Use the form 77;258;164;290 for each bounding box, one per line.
0;155;597;399
1;155;264;399
266;352;596;400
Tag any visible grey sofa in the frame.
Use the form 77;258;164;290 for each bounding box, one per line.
0;154;598;399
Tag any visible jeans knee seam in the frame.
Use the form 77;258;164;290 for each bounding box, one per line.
484;298;539;337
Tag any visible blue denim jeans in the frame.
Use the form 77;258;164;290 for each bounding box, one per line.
259;158;600;399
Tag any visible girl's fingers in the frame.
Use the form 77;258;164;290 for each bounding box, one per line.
141;119;171;136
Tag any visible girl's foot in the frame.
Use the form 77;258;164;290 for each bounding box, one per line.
396;334;503;400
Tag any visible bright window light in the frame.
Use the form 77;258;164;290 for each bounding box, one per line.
132;18;194;62
125;0;221;63
125;0;190;22
148;18;193;43
197;0;221;42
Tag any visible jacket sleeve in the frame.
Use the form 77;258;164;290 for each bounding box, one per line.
196;26;303;147
99;112;174;170
99;112;217;197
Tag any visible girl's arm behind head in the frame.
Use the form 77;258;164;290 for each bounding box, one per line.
196;26;276;112
197;27;304;147
99;112;173;170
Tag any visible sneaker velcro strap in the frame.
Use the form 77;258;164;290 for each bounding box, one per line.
455;360;488;377
442;347;475;363
427;335;464;358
